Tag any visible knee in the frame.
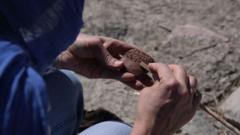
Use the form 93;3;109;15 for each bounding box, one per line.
59;69;84;119
99;121;132;133
79;121;132;135
60;69;83;92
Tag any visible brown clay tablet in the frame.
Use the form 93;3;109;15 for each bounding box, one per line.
123;48;155;64
121;48;155;76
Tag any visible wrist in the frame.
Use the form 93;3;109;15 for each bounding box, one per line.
131;119;152;135
131;117;173;135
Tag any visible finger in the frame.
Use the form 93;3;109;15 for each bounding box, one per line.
99;45;124;69
100;68;134;80
101;38;138;58
74;59;124;79
137;74;154;87
101;37;136;50
168;65;190;96
100;68;141;88
75;58;133;80
189;75;198;90
102;66;145;90
149;63;175;82
110;70;151;89
192;91;202;110
188;75;198;103
123;80;144;90
114;72;144;90
117;72;136;82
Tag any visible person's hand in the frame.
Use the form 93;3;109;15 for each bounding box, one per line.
55;33;149;90
131;63;202;135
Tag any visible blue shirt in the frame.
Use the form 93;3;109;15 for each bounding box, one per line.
0;0;84;134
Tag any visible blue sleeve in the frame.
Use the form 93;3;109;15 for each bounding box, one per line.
0;38;49;135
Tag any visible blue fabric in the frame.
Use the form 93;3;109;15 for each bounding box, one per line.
0;0;84;135
79;121;132;135
0;39;49;135
0;0;84;71
44;70;84;135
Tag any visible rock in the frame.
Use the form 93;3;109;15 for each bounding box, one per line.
220;87;240;129
157;24;240;104
79;76;138;124
178;111;219;135
81;0;240;134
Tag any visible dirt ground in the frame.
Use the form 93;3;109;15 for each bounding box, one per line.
79;0;240;134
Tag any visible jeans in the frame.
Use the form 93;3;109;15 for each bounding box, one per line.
43;69;132;135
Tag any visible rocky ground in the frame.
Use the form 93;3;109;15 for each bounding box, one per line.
79;0;240;134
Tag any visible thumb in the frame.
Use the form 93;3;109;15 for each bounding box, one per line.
99;46;123;69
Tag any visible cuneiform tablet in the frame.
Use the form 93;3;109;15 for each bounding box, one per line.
121;48;155;76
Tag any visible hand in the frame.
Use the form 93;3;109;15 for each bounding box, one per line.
131;63;202;135
55;33;148;90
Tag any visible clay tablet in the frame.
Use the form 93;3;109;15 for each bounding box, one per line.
121;48;155;77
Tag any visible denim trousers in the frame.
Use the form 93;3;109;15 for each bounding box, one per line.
43;69;132;135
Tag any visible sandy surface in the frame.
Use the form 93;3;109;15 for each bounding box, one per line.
79;0;240;134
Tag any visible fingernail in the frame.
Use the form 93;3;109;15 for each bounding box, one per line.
114;60;123;66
